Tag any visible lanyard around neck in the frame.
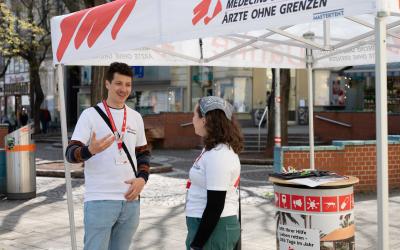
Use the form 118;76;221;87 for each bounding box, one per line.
102;100;127;151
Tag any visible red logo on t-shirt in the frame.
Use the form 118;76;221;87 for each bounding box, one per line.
192;0;222;25
306;196;321;212
279;193;291;209
291;195;305;211
322;196;338;212
339;195;351;211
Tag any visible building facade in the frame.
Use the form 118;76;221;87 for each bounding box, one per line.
69;66;303;127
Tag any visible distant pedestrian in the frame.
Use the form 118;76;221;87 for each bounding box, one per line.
19;108;28;126
65;62;150;250
39;108;51;133
186;96;243;250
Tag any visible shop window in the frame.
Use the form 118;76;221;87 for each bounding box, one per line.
139;66;170;81
388;76;400;113
77;90;91;116
215;77;252;113
361;76;400;112
191;66;213;109
81;66;92;85
135;88;184;115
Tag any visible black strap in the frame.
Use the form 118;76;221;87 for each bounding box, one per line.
234;180;242;250
93;105;138;177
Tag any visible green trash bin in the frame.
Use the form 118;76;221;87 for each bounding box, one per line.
0;149;6;195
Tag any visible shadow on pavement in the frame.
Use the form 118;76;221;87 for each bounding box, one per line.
0;181;83;235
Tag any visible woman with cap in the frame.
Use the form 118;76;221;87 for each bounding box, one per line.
186;96;244;250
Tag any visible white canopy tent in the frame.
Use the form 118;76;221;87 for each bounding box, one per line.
50;0;400;249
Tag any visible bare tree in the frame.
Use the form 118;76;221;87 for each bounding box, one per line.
20;0;53;134
0;59;11;79
59;1;81;12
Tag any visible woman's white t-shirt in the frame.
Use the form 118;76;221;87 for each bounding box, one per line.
185;144;241;218
71;102;147;202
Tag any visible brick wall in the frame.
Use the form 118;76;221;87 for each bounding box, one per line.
314;112;400;143
280;138;400;192
143;113;201;149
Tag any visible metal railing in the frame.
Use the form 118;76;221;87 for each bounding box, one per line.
258;106;269;151
315;115;352;128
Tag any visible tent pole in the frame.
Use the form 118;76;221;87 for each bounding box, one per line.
375;11;389;250
306;48;315;170
323;20;331;49
274;68;281;148
57;65;78;250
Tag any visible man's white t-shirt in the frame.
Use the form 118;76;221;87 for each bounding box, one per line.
71;102;147;202
186;144;241;218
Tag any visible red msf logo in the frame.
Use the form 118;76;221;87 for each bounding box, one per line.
56;0;137;62
192;0;222;25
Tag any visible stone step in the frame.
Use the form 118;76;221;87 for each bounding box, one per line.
240;158;273;165
244;145;266;150
244;141;267;146
243;134;267;139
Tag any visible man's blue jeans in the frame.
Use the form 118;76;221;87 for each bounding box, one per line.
84;200;140;250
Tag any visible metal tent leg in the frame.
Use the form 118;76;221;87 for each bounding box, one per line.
57;65;77;250
375;12;389;250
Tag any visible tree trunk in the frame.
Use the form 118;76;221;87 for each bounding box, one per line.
62;0;108;107
91;66;108;105
29;59;44;134
88;0;108;105
280;69;290;146
61;0;105;12
61;1;81;12
265;69;275;157
265;69;291;157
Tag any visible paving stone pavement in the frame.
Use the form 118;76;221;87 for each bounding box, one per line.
1;174;400;250
1;146;400;249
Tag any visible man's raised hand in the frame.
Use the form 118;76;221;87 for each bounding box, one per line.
88;132;115;155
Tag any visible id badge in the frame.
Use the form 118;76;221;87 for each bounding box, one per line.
115;152;129;165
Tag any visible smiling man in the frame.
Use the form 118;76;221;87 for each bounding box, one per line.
65;62;150;250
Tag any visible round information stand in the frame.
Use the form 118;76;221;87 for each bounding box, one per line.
269;176;359;250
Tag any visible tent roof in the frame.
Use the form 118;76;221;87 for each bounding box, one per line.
50;0;400;68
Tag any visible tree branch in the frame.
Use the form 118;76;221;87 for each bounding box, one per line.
19;0;30;9
62;0;82;12
39;42;50;64
0;58;11;79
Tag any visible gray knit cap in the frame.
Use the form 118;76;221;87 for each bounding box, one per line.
199;96;233;120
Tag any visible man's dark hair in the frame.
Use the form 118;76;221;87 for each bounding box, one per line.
106;62;133;82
